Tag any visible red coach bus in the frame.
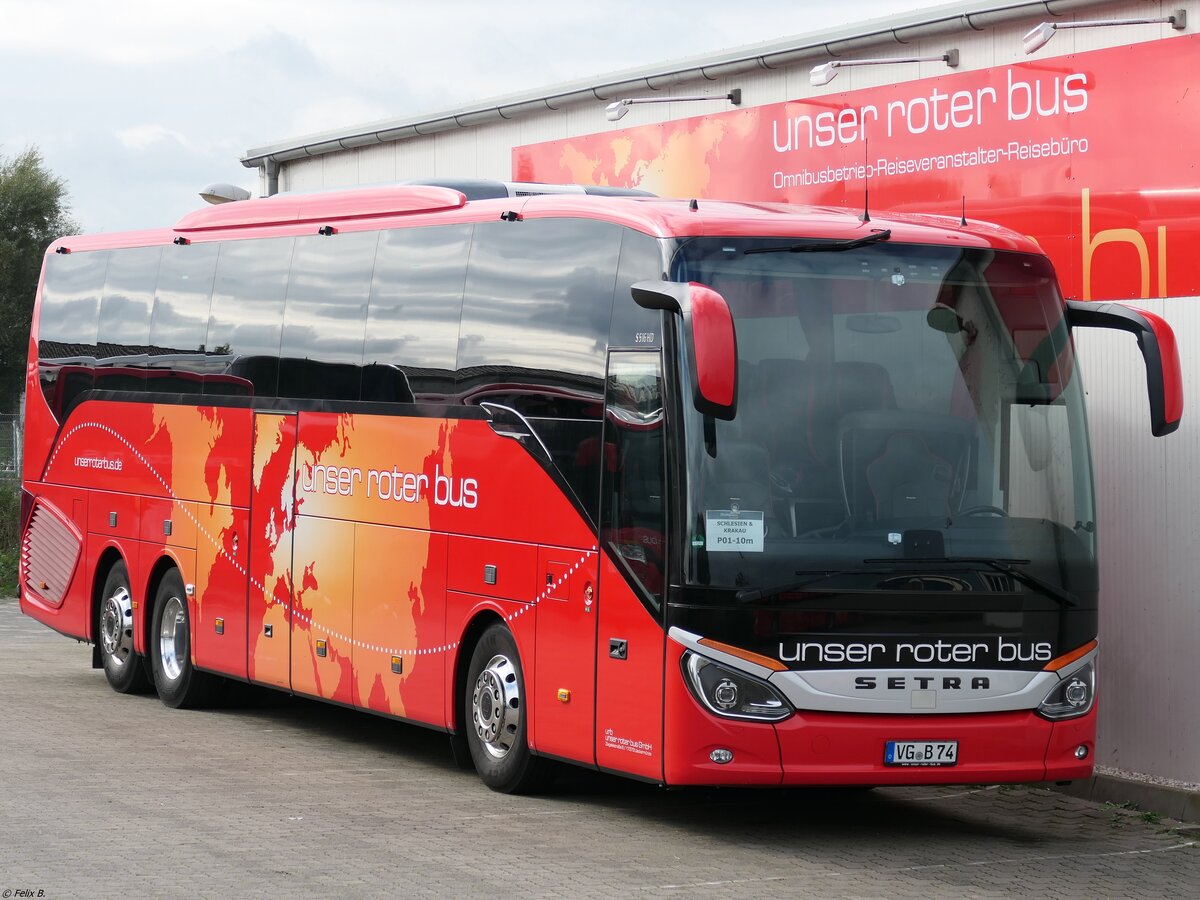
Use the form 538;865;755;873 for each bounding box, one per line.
18;180;1181;792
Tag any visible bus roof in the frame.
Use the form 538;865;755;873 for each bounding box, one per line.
48;181;1041;255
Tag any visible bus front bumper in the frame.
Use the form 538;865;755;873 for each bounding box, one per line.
663;665;1096;786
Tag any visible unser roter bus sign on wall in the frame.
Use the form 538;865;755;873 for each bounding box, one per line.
514;33;1200;304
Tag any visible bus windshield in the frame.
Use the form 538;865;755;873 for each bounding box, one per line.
670;237;1096;603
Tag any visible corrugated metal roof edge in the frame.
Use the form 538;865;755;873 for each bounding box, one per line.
240;0;1106;168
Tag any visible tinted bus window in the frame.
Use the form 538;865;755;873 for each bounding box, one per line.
205;237;295;398
95;245;162;393
601;351;667;608
147;242;219;393
363;224;471;402
37;250;109;416
458;218;619;403
279;232;377;401
610;229;665;349
97;246;160;357
459;218;621;524
38;250;108;353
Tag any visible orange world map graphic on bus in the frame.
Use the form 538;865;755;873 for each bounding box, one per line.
43;399;595;726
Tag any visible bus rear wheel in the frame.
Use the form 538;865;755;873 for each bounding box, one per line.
464;623;550;793
150;569;223;709
97;561;151;694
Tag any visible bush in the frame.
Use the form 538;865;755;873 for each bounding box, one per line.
0;480;18;597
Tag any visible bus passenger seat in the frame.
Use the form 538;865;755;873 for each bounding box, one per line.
762;359;897;488
865;433;955;519
835;362;896;417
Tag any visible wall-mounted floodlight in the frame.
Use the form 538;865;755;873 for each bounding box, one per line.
810;50;959;87
1023;10;1185;54
199;182;252;205
605;89;742;122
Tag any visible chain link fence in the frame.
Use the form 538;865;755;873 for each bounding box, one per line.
0;413;20;481
0;412;20;595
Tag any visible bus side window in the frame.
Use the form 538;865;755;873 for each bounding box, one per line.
95;245;162;393
458;218;622;524
363;224;471;402
205;237;294;399
148;242;218;394
609;229;665;350
278;232;376;402
37;250;108;419
601;351;666;607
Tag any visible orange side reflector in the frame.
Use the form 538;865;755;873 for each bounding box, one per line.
1044;639;1098;671
697;637;788;672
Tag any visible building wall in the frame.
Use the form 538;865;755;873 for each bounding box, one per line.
265;0;1200;783
274;1;1191;194
1076;299;1200;783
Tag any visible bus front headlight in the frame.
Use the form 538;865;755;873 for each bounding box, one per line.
1037;663;1095;720
681;651;793;722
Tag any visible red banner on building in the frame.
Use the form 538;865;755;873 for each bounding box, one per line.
514;35;1200;302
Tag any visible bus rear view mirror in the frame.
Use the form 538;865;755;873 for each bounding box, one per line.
1066;300;1183;437
631;280;738;420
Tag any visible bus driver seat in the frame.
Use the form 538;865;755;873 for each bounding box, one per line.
704;440;773;525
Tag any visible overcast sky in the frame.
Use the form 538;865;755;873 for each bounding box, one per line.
1;0;934;233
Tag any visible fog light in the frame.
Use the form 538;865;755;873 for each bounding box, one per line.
710;748;734;764
1075;744;1089;760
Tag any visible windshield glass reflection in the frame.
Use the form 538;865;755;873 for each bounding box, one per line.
670;238;1096;603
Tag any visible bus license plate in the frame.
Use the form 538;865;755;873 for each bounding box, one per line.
884;740;958;766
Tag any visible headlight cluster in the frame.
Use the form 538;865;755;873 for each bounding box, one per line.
1037;662;1095;720
681;651;793;722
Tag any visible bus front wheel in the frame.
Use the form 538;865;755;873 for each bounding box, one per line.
464;623;549;793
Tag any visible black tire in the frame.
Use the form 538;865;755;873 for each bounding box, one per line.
150;569;224;709
97;561;151;694
463;623;550;794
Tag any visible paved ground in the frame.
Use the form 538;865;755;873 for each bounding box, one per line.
1;597;1197;899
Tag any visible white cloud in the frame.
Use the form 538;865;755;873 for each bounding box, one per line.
0;0;938;231
115;124;193;153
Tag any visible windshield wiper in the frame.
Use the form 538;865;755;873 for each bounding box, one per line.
944;557;1078;608
743;229;891;255
735;571;847;604
863;557;1078;608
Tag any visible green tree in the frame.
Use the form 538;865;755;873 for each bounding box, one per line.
0;148;77;413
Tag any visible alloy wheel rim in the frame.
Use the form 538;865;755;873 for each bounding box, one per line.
100;587;134;669
158;595;187;682
471;654;521;759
